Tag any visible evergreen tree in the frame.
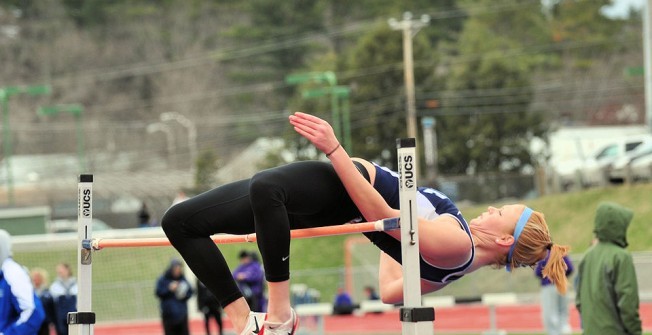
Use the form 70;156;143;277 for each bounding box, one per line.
438;0;548;174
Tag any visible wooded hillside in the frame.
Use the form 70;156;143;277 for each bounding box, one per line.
0;0;645;179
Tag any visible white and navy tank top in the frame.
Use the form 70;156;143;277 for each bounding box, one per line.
363;163;475;284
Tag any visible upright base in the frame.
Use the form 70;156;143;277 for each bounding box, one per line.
68;324;94;335
68;311;95;335
400;306;435;335
402;322;436;335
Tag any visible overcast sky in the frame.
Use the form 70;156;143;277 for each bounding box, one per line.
602;0;646;19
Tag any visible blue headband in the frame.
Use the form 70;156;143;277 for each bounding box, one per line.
506;207;533;272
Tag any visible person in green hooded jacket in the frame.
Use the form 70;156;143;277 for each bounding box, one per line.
575;202;642;335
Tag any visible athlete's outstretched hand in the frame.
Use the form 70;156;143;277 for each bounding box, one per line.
289;112;341;156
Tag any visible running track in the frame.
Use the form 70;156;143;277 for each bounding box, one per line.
94;302;652;334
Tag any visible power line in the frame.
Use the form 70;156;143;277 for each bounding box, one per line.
62;33;635;116
33;0;548;88
15;77;642;134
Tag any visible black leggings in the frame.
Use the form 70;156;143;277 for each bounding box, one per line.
161;161;365;308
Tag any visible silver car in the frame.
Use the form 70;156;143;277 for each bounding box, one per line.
629;151;652;181
579;136;652;186
608;140;652;183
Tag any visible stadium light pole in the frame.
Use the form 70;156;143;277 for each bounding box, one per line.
389;11;430;140
0;84;51;206
285;72;344;144
160;112;197;171
38;104;86;173
303;86;352;153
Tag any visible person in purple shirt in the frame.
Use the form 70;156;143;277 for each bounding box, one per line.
535;253;574;335
233;251;266;312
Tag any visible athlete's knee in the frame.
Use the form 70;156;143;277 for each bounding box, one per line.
161;203;185;236
249;169;285;203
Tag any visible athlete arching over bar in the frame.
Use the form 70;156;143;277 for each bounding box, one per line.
161;112;570;335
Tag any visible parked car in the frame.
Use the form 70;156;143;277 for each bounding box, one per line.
608;140;652;183
630;151;652;181
578;135;652;187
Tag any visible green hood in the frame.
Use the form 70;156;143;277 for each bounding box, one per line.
593;202;633;248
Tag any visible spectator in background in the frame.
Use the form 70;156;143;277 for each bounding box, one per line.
362;285;382;314
50;263;77;335
233;250;266;312
363;286;379;301
156;259;193;335
332;287;354;315
248;252;267;312
138;202;152;228
0;229;46;335
31;268;55;335
536;253;574;335
197;279;223;335
576;202;642;335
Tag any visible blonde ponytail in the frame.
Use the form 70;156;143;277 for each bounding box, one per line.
507;209;571;295
542;244;571;294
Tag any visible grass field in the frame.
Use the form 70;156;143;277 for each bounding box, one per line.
459;182;652;253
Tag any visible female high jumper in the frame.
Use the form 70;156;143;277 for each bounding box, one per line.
161;112;570;335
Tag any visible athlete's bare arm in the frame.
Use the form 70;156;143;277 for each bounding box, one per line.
290;112;472;301
290;112;397;221
378;252;445;304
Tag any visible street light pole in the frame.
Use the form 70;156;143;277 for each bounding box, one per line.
389;12;430;139
0;84;51;206
421;117;437;182
38;104;86;172
160;112;197;171
147;122;175;168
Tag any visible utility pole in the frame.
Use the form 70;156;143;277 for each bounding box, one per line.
389;12;430;139
644;0;652;132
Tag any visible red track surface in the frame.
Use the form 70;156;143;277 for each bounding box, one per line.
94;302;652;334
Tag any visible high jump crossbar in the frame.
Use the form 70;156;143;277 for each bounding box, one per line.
87;218;400;250
69;137;434;335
